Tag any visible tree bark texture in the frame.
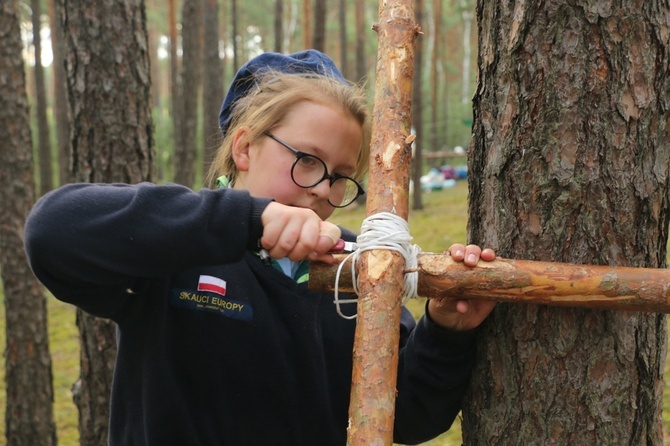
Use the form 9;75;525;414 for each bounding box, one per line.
59;0;154;444
346;3;418;444
174;0;203;187
202;0;223;173
463;1;670;444
0;1;57;444
48;0;71;186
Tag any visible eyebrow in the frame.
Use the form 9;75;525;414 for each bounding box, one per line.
270;132;358;175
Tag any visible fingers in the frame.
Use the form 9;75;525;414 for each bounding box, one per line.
428;297;497;331
448;243;496;266
260;203;339;261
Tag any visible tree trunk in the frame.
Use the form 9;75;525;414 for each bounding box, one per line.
410;0;423;210
459;0;472;105
463;1;669;444
354;0;366;83
48;0;70;186
337;0;348;79
313;0;326;51
148;26;160;110
231;0;239;70
274;0;284;52
58;0;154;444
175;0;203;187
302;0;312;50
0;1;57;444
429;0;441;152
202;0;223;174
167;0;179;183
31;0;53;196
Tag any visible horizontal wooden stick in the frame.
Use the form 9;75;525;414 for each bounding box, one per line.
309;253;670;313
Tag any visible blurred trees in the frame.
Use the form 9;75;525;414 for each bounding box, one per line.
0;1;57;444
17;0;478;192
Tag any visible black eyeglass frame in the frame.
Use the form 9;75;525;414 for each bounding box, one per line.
262;131;365;208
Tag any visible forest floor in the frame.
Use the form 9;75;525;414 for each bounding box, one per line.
1;180;668;445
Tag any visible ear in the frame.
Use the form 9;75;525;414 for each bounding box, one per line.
231;126;252;172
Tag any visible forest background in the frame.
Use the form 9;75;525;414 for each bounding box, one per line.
2;0;479;443
2;0;669;445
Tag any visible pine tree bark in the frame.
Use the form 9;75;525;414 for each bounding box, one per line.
175;0;203;187
463;1;670;444
0;1;57;444
58;1;154;444
202;0;223;174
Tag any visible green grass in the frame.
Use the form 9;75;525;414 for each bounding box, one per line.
1;180;668;445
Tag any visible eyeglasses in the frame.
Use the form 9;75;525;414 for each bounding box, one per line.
263;131;365;208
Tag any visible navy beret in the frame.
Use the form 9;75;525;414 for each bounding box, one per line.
218;49;347;137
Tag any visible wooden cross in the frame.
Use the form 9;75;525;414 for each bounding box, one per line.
309;0;670;444
319;0;420;444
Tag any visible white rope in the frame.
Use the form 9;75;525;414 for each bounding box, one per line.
333;212;422;319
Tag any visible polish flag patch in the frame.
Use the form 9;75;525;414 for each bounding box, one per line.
198;275;227;296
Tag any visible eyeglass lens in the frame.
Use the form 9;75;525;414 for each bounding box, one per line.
292;155;362;207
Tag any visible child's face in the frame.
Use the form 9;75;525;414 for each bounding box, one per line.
233;101;363;220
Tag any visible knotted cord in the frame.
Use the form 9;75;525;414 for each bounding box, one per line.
333;212;421;319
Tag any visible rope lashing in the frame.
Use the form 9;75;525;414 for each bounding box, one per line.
333;212;422;319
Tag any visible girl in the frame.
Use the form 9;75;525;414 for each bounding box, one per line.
25;50;495;445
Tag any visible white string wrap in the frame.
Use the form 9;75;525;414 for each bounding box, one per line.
333;212;422;319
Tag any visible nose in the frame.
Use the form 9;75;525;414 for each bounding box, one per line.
309;177;332;200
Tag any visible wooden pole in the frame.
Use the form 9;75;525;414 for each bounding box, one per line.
345;0;419;443
310;253;670;313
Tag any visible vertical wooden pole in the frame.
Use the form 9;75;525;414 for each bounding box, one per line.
346;0;419;444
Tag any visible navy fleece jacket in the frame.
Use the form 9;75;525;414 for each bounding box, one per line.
25;182;477;445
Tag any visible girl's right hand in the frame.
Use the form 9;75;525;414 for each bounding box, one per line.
260;202;341;262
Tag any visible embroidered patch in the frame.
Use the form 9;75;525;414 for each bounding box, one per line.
170;289;253;321
197;274;227;296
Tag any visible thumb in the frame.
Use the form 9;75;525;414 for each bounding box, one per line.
316;221;341;254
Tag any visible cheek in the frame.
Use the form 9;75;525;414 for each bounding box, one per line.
316;208;335;221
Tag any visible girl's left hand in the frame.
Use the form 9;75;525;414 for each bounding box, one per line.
427;243;497;331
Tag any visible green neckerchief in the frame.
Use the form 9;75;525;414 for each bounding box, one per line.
217;175;310;283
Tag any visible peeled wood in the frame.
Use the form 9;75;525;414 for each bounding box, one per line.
310;254;670;313
345;0;419;443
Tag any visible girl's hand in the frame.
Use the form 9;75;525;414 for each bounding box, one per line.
260;202;340;262
427;243;497;331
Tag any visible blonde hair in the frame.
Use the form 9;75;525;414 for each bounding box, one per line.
206;71;369;188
